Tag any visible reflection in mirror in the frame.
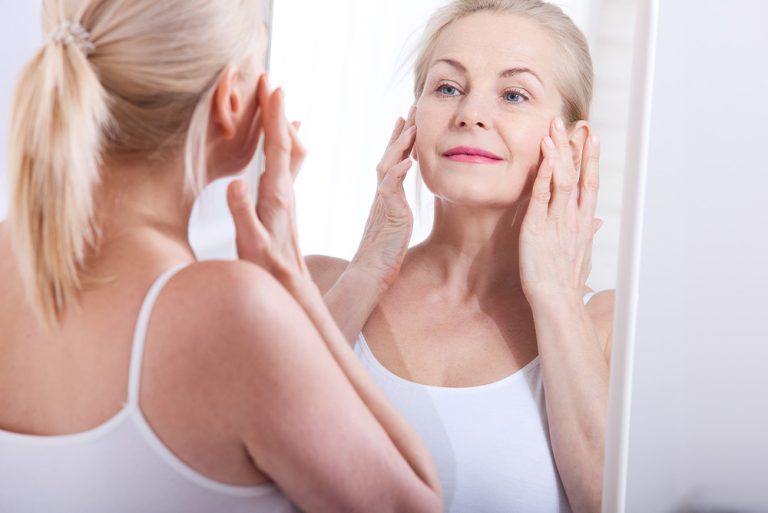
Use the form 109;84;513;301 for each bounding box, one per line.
270;0;634;293
270;1;637;512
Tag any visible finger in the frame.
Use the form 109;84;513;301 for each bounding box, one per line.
243;74;268;154
387;117;406;146
379;159;414;215
377;125;416;180
259;87;293;210
400;105;417;158
547;117;577;219
256;74;272;115
227;179;270;263
578;134;601;219
287;120;306;180
379;158;413;196
404;104;416;130
527;139;555;223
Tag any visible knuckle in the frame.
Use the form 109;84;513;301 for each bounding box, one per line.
554;180;576;193
264;192;292;210
532;187;551;203
266;137;291;153
585;176;600;192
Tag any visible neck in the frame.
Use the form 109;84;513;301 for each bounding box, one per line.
417;198;530;300
90;155;197;264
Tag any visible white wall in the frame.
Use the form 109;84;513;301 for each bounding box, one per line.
608;1;768;510
0;2;42;221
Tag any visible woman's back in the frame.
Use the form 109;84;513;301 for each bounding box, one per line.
0;222;298;512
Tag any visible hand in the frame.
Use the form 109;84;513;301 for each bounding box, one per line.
519;117;602;308
350;106;417;290
227;75;309;287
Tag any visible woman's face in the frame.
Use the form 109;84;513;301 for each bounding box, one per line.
415;12;565;208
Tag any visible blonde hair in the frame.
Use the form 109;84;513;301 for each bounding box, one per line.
8;0;264;325
413;0;593;123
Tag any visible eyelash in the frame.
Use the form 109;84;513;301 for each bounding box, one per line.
435;83;529;105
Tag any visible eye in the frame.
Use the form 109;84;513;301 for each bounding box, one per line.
503;89;528;104
436;83;461;97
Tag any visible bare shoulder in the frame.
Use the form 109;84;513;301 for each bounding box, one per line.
305;254;349;294
586;289;616;359
143;259;323;423
154;260;302;345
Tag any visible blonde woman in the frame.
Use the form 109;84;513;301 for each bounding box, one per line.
234;1;614;512
0;1;443;512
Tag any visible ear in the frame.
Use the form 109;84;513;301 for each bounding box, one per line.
212;66;243;140
568;120;590;172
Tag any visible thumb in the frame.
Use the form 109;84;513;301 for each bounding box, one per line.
227;179;269;262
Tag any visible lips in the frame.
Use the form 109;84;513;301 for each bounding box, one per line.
442;146;503;164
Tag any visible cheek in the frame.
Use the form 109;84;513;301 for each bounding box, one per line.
501;127;546;170
413;106;439;161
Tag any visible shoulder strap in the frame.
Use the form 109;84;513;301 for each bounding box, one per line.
127;263;189;405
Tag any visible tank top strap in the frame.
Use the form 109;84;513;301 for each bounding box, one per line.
127;263;189;406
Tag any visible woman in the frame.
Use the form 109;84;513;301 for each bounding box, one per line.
0;1;442;512
232;1;614;512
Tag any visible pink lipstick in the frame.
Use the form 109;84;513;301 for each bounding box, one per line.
442;146;503;164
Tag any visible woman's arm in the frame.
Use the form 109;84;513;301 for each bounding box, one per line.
301;107;417;344
305;255;382;344
520;118;612;513
226;79;441;510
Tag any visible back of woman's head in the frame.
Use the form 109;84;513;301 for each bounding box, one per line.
8;0;264;325
413;0;593;123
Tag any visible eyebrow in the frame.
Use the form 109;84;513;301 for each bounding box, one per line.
433;58;544;86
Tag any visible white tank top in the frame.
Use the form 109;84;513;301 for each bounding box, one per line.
353;293;595;513
0;264;296;513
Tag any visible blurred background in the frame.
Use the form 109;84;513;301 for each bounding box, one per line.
0;0;638;291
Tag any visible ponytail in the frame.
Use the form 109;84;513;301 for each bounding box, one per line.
8;30;109;326
7;0;264;326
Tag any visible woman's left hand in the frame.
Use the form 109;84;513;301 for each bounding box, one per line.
519;117;602;309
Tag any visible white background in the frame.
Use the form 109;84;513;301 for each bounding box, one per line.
0;0;637;289
608;1;768;511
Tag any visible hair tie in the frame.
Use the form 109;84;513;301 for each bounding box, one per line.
49;21;95;55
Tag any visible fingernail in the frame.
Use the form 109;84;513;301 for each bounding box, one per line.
591;134;600;147
555;117;566;133
544;136;555;149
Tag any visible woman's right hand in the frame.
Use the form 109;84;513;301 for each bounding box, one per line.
227;75;310;290
350;106;418;291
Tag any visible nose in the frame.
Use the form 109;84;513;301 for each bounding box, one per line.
454;93;491;130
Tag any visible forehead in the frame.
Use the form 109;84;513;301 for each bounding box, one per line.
430;11;556;76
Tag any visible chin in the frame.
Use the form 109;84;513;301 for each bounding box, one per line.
427;180;528;209
422;166;532;209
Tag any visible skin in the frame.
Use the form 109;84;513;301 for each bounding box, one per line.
290;11;615;513
0;28;441;513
